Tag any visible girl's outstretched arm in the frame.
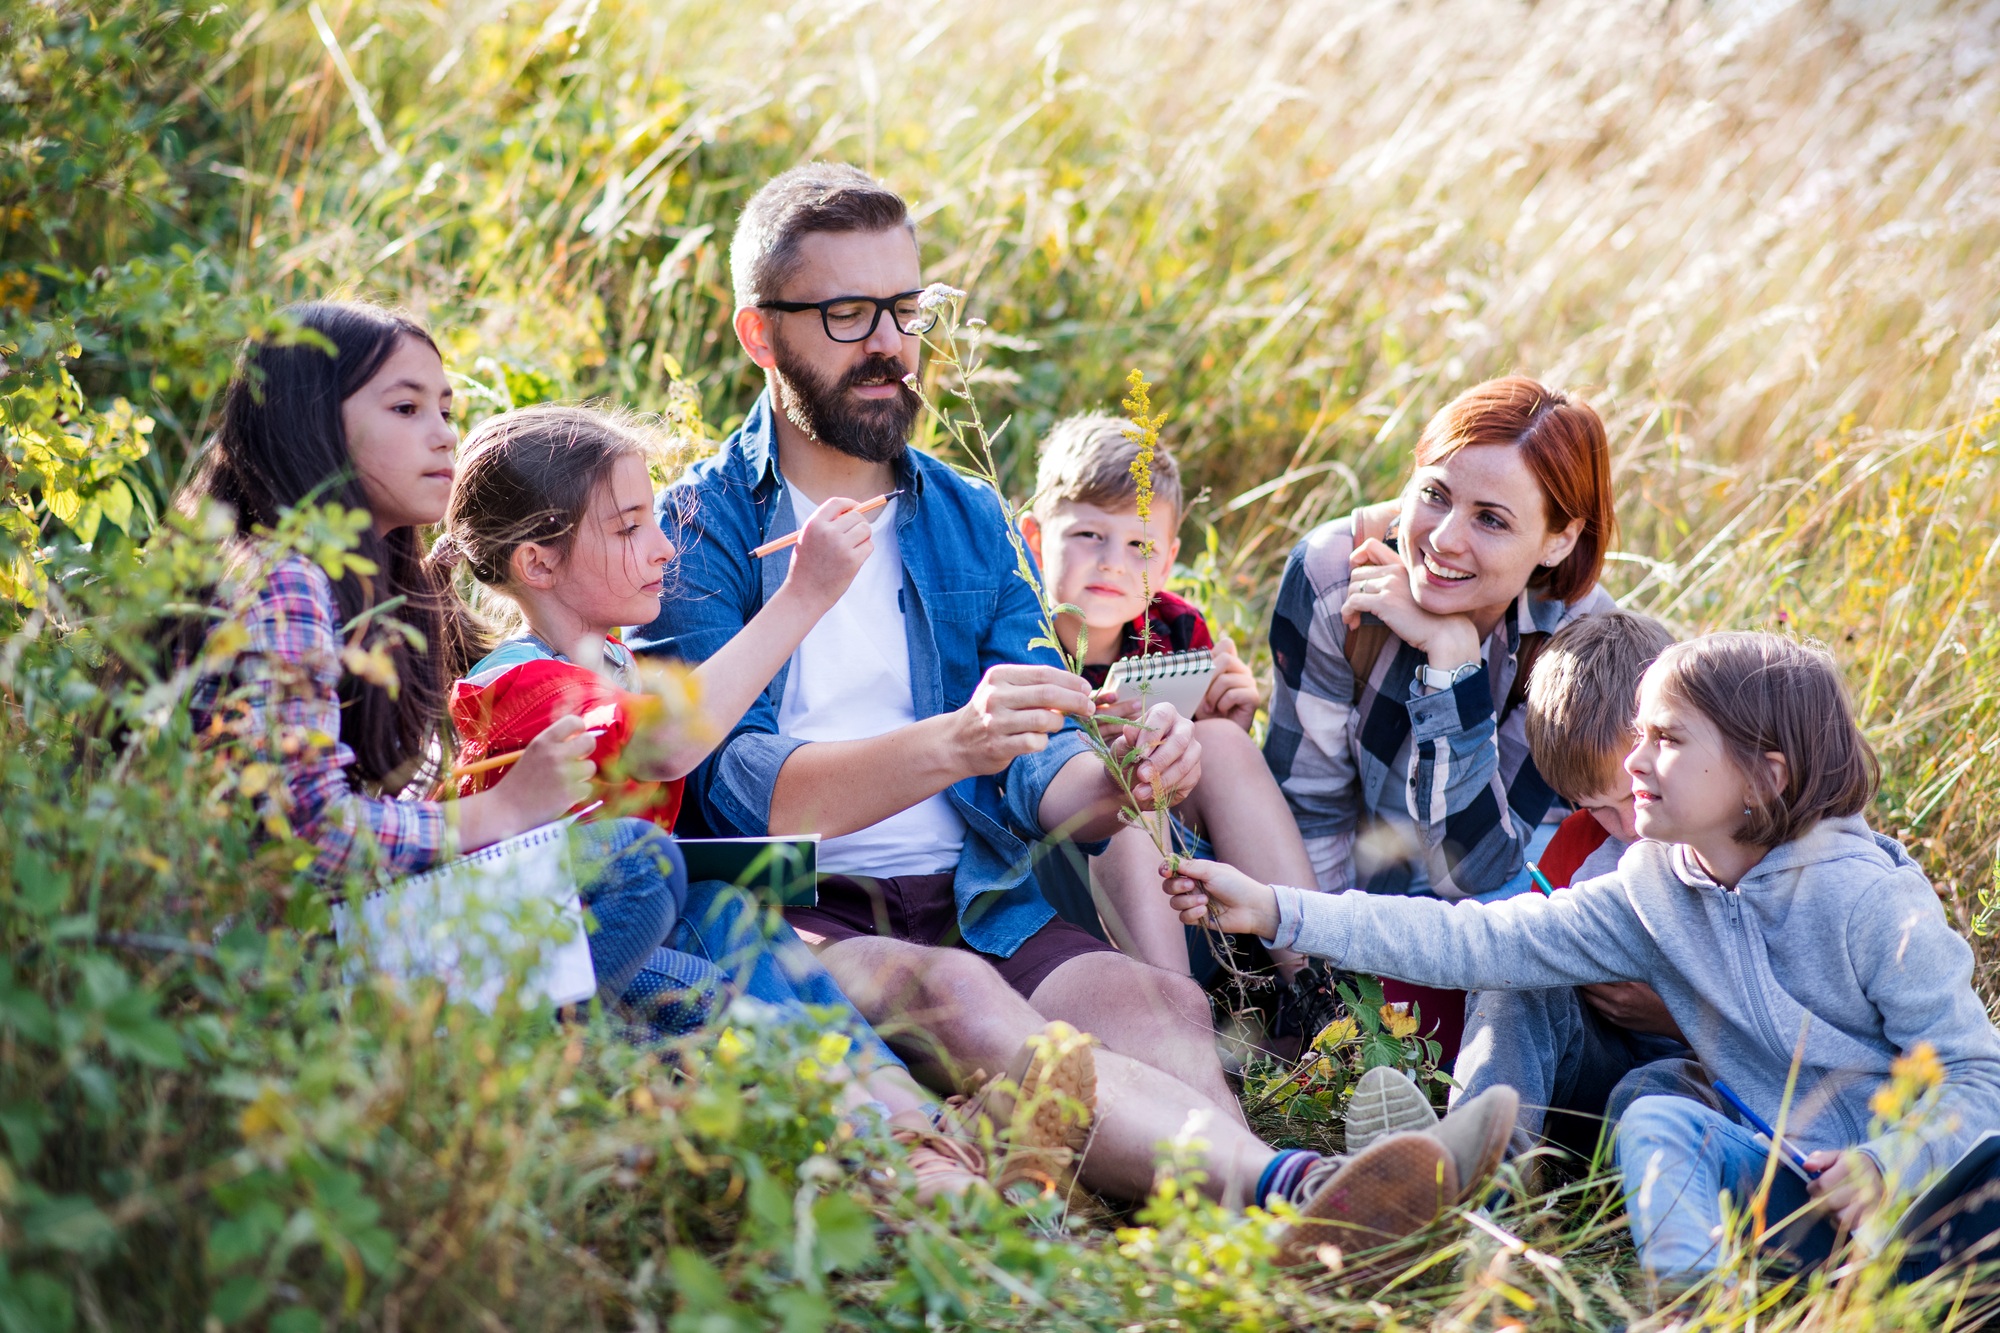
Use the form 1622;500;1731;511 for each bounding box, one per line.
635;496;873;780
1164;856;1655;991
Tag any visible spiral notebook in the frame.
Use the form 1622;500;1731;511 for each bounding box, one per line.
1101;648;1217;717
329;819;596;1013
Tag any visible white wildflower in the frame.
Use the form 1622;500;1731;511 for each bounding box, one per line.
917;282;966;312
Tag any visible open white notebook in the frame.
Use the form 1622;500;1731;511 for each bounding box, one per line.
1102;648;1216;718
329;819;596;1012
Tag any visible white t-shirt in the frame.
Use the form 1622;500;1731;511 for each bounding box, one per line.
776;481;967;876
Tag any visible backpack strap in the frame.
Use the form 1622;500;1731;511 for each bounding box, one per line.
1342;501;1403;703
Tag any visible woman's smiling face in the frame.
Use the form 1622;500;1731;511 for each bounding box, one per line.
1398;443;1581;624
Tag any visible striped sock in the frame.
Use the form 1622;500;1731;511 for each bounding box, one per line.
1256;1148;1323;1209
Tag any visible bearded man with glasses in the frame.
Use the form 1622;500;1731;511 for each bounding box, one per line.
631;162;1510;1246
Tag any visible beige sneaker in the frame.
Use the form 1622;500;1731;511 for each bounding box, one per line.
1273;1133;1459;1267
1423;1084;1520;1204
1344;1065;1440;1155
952;1021;1098;1194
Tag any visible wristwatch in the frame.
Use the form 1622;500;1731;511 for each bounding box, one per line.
1417;661;1482;692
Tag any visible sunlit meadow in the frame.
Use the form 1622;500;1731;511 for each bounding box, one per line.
5;0;2000;1326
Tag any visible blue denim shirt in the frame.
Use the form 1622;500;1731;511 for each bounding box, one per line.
628;390;1102;957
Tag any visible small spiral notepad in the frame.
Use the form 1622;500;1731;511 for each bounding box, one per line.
1102;648;1217;717
329;819;596;1012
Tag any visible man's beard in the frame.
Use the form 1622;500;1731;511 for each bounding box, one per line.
770;335;920;465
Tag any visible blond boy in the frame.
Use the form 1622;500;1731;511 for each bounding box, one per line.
1021;414;1324;992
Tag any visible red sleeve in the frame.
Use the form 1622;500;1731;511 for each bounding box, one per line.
445;659;683;831
1536;809;1612;890
1143;588;1215;652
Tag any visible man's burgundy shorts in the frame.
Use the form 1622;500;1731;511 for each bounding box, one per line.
785;871;1115;999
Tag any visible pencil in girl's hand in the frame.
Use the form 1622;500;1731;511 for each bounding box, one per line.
450;729;605;782
748;490;901;558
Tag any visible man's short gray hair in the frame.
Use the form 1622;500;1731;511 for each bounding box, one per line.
730;162;915;310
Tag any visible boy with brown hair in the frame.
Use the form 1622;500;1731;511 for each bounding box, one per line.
1020;413;1326;998
1451;609;1698;1159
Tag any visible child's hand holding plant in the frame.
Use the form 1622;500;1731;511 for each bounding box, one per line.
1105;701;1202;808
1160;857;1280;937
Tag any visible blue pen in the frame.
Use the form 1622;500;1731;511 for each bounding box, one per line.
1714;1080;1817;1175
1526;862;1556;896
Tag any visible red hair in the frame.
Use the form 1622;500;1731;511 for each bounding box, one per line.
1412;376;1615;605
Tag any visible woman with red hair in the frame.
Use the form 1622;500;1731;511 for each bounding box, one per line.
1262;377;1628;1056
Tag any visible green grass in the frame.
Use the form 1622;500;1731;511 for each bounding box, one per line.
6;0;2000;1327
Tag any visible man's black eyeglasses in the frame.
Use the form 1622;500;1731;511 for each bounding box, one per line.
757;290;939;343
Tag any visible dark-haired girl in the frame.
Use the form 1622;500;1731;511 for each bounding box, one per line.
183;301;679;1019
433;402;987;1203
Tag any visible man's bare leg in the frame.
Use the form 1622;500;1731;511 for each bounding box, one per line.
1086;824;1192;973
1029;951;1249;1129
813;935;1275;1205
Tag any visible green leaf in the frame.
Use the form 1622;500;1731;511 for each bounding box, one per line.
666;1247;729;1311
746;1170;789;1240
43;486;79;526
99;992;186;1069
0;1268;76;1333
809;1192;877;1273
268;1307;322;1333
0;1102;51;1165
0;979;53;1045
68;498;102;547
769;1287;831;1333
207;1200;284;1271
12;845;68;916
351;1226;397;1275
209;1274;268;1326
20;1196;113;1256
98;478;133;532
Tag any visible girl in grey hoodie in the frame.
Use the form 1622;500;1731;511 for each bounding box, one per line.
1163;632;2000;1279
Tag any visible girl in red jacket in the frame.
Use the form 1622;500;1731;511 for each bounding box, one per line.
432;404;989;1202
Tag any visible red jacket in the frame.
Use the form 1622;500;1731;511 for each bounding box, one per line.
446;657;684;831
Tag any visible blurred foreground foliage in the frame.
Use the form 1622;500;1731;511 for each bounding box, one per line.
4;0;2000;1326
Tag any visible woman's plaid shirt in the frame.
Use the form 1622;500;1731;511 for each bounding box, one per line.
1262;515;1614;900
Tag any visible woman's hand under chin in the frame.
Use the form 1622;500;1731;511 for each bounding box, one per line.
1340;537;1484;669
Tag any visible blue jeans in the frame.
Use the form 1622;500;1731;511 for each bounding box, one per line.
571;818;688;1001
1615;1093;1831;1278
1455;984;1695;1156
636;878;905;1075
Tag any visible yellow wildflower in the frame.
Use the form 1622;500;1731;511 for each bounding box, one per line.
1870;1041;1945;1121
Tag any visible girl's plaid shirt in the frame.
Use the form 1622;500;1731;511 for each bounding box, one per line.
1262;516;1613;900
193;551;446;886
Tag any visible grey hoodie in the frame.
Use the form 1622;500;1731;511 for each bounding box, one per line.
1270;815;2000;1182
